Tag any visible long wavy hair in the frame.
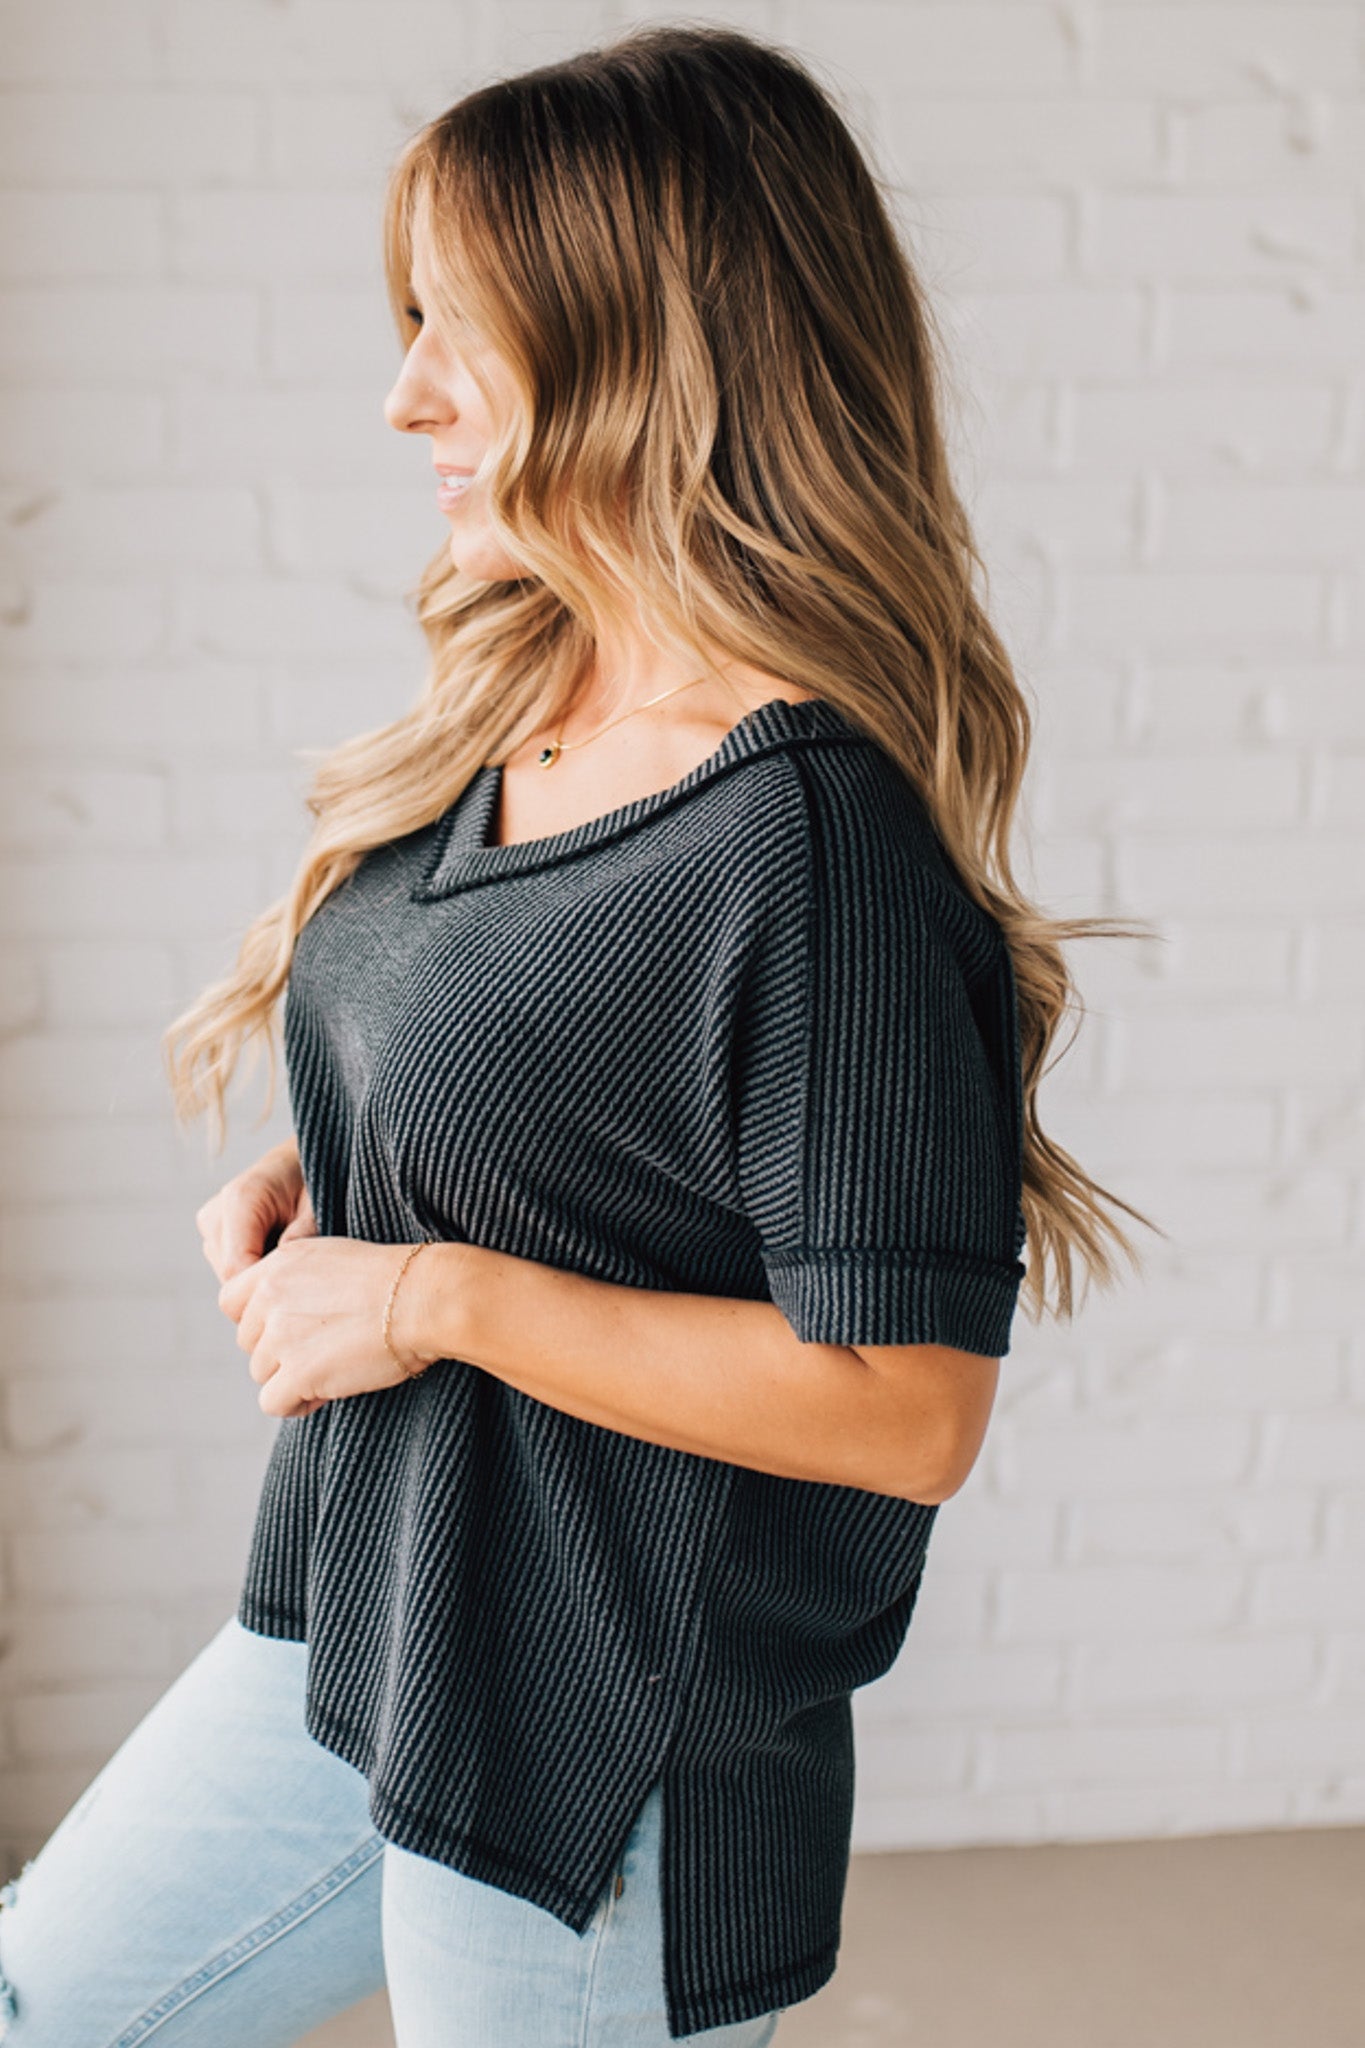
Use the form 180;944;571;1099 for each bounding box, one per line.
163;21;1163;1325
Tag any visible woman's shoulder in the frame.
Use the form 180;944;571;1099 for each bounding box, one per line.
738;709;1007;966
737;697;952;878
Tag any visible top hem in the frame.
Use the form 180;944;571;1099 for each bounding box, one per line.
270;1652;842;2041
667;1940;840;2036
237;1600;307;1644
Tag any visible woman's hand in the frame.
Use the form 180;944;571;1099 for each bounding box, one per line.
216;1237;443;1419
196;1139;317;1286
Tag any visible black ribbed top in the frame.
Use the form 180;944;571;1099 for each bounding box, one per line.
236;695;1027;2036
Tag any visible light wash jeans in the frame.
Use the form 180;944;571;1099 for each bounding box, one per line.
0;1617;782;2047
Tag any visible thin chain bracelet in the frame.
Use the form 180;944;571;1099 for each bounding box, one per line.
383;1239;436;1380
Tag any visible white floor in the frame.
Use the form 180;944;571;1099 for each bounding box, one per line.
301;1823;1364;2047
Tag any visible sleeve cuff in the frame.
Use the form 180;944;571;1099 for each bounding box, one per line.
762;1245;1026;1355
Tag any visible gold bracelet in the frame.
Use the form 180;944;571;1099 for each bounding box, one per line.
383;1239;436;1380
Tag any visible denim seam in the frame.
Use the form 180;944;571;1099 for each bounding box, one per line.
577;1866;624;2048
0;1878;21;2030
106;1833;385;2048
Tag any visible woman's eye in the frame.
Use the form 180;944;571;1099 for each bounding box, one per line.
404;305;423;327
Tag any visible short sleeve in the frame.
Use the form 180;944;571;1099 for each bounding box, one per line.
730;766;1027;1356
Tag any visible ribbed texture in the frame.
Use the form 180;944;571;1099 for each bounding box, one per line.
236;696;1027;2037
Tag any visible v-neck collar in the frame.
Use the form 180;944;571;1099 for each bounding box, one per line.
410;695;868;900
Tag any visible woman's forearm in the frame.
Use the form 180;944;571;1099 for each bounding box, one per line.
404;1242;954;1503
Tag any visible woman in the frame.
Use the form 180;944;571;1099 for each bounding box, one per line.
0;22;1156;2047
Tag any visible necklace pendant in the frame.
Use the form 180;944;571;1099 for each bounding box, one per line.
537;742;561;768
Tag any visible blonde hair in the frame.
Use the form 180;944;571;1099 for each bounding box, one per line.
163;21;1163;1326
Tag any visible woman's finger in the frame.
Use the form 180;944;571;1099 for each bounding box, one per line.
277;1213;317;1244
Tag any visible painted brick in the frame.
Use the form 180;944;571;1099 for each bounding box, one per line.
4;1367;268;1454
1136;664;1365;743
265;483;436;582
0;854;266;941
0;1033;191;1119
1159;484;1365;565
1251;1559;1365;1630
167;765;311;847
862;1644;1065;1719
0;2;158;86
1002;1417;1255;1496
42;940;180;1025
175;573;414;659
157;0;477;89
912;194;1071;283
1166;287;1365;369
1091;8;1361;97
1181;101;1365;188
1236;1712;1365;1778
852;1788;1046;1851
0;286;259;377
0;1603;177;1687
882;95;1161;184
1070;1634;1317;1711
1090;1167;1351;1254
4;486;263;572
0;668;265;754
0;388;166;476
791;5;1074;94
1087;1343;1341;1413
0;1200;215;1286
0;88;258;183
1321;752;1365;828
928;1491;1061;1569
1279;1257;1365;1332
949;288;1148;381
1121;834;1365;918
1330;1634;1365;1698
0;191;163;281
1036;750;1300;832
853;1722;972;1794
0;1449;179;1531
171;190;381;285
1064;569;1322;655
263;92;406;185
1034;1091;1277;1170
892;1565;990;1648
1069;384;1335;471
1266;1416;1365;1490
0;1764;109;1839
1323;1493;1365;1555
0;577;165;662
982;1719;1226;1791
996;1565;1246;1642
266;286;399;381
0;946;41;1033
0;768;168;852
1040;1779;1297;1837
0;1120;181;1201
10;1681;169;1764
8;1523;244;1603
973;478;1137;565
1085;194;1355;282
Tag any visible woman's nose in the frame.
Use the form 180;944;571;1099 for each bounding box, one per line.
384;386;430;435
384;363;450;437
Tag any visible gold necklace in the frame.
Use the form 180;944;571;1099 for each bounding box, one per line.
537;671;715;768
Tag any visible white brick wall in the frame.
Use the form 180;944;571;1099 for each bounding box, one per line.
1;0;1362;1881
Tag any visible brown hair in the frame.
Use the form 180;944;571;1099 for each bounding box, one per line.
163;21;1163;1326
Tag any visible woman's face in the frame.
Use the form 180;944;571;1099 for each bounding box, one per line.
383;238;529;582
